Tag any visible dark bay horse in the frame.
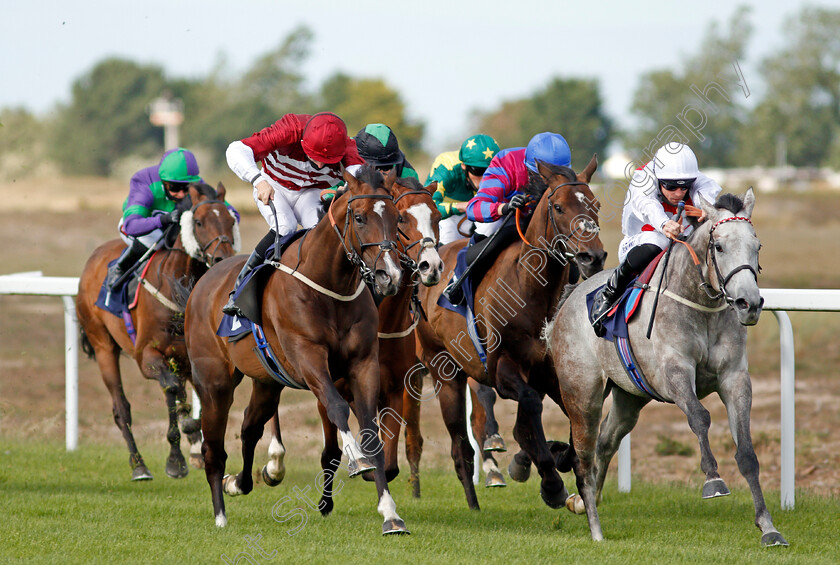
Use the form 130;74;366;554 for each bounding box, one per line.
76;182;239;480
415;158;606;510
185;166;410;534
258;175;445;510
544;189;787;546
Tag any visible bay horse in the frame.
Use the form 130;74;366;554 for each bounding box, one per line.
415;157;606;510
257;175;445;512
544;189;787;546
184;166;410;534
76;182;240;480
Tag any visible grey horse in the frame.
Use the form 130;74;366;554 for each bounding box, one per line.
544;188;787;546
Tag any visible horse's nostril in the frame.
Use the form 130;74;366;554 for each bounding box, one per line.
213;257;224;265
735;298;749;310
418;261;430;273
577;253;594;266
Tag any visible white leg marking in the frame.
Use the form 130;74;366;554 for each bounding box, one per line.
340;430;364;462
266;437;286;478
377;490;402;522
482;458;500;474
215;512;227;528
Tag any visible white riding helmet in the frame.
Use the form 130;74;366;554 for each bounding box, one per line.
653;142;699;180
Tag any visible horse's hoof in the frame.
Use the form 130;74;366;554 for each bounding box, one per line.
483;433;507;452
189;452;205;470
508;458;531;483
485;469;506;487
348;457;376;478
223;474;243;496
540;484;568;509
261;465;284;487
131;466;153;481
702;478;730;499
761;532;789;547
565;494;586;514
382;518;410;535
166;456;189;479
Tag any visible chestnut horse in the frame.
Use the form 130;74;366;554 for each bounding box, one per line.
185;166;410;534
76;182;239;480
257;175;445;510
415;158;606;510
544;189;787;546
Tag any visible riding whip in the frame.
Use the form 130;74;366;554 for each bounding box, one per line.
646;201;684;339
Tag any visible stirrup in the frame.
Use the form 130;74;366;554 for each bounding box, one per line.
222;293;243;317
443;282;464;305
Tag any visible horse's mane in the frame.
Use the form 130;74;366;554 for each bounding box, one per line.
523;164;577;201
355;164;387;190
714;193;743;215
394;175;429;193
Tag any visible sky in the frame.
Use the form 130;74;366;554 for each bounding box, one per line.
1;0;836;155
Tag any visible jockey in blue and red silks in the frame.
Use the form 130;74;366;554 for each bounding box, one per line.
106;148;240;290
223;112;366;316
442;132;572;305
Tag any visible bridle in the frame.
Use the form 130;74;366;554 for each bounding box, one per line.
392;189;437;275
703;216;760;304
515;181;600;272
187;199;237;267
328;192;400;285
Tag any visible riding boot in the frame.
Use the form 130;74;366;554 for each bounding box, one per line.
105;240;148;290
589;257;637;337
222;249;265;316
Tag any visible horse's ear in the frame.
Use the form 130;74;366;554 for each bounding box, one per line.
577;154;598;183
216;181;226;201
188;184;201;203
741;186;755;218
343;167;359;192
384;168;398;191
535;159;553;182
425;180;438;194
698;192;717;221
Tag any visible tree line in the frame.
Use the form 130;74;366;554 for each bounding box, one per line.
1;6;839;180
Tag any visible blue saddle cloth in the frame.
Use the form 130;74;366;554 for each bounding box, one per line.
94;258;141;343
437;238;487;368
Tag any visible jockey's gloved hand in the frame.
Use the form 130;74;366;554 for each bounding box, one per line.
160;209;182;227
504;193;529;214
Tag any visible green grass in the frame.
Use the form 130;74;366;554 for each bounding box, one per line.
0;440;838;564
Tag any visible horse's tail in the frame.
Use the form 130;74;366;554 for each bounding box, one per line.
79;326;96;360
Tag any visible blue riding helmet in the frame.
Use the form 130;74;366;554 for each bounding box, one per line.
524;132;571;173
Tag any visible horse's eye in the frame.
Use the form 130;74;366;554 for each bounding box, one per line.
354;214;365;224
195;219;202;228
553;204;563;213
715;242;723;252
398;215;406;224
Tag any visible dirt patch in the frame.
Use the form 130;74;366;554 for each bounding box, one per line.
1;188;839;500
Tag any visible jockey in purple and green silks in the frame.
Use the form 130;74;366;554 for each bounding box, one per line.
105;148;239;289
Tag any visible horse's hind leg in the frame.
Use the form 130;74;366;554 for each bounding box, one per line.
719;370;787;546
436;375;480;510
403;364;425;498
144;349;189;479
468;383;506;488
225;380;281;497
90;333;152;480
261;411;286;487
593;387;649;502
174;381;203;469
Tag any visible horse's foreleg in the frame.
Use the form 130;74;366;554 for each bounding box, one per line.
436;375;480;510
141;347;189;479
669;372;727;498
496;357;567;510
226;380;281;497
719;371;788;546
96;340;152;480
348;360;409;535
317;401;342;516
261;411;286;487
402;365;425;498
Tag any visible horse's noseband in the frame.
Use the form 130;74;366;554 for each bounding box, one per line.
333;193;400;284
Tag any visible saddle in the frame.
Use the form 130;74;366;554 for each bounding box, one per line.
94;256;152;344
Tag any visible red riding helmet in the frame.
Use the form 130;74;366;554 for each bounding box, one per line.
301;112;348;164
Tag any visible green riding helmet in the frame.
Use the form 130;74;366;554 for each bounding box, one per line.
158;148;201;183
459;134;500;168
